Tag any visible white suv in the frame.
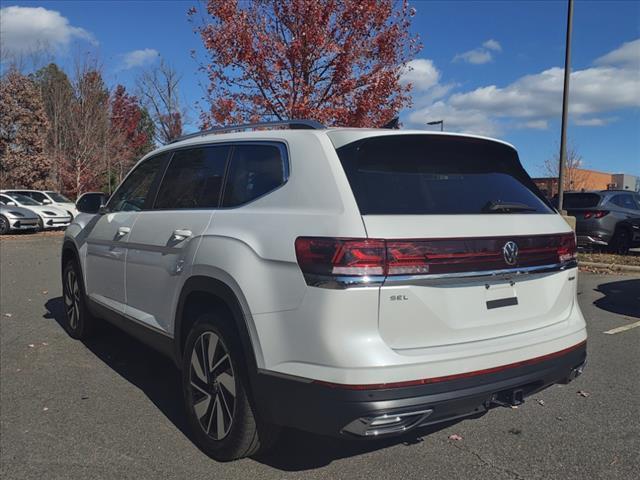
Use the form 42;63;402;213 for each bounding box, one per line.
62;120;587;461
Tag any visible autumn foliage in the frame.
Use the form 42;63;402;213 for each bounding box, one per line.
0;69;51;189
1;62;155;197
190;0;420;128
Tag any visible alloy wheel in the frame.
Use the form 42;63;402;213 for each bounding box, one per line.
0;216;9;235
64;268;80;330
189;331;236;440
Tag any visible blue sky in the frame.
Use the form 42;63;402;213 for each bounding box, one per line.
1;0;638;177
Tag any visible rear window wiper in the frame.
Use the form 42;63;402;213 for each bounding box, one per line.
482;200;537;213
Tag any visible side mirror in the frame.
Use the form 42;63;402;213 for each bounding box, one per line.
76;193;107;214
42;199;52;204
6;201;16;206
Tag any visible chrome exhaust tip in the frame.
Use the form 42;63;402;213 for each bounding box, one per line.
341;408;434;437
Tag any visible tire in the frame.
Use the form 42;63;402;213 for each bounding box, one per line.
36;216;44;232
62;259;95;339
0;215;9;235
182;314;279;461
609;228;631;255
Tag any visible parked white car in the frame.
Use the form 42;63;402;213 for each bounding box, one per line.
0;192;71;229
62;120;587;461
0;203;40;234
4;189;79;218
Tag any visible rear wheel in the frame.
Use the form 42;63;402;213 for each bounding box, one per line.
609;228;631;255
0;215;9;235
62;259;95;339
182;314;279;461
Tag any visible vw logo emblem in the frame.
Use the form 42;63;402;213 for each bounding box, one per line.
502;241;519;266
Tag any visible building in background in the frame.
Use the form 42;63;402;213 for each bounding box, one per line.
611;173;639;192
533;168;639;198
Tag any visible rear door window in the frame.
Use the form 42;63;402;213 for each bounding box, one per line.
154;146;230;210
334;135;553;215
221;143;288;207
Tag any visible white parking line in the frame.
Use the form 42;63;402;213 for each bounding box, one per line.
604;320;640;335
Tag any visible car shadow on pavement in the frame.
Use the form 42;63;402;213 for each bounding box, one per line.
593;279;640;318
253;419;467;471
44;296;470;471
44;297;191;440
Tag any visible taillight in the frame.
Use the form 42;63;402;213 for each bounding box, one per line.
295;233;577;283
584;210;609;219
294;237;386;276
557;232;577;263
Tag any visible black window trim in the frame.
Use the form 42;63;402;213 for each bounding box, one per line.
149;140;290;212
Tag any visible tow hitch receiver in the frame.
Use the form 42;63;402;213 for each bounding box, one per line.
490;389;525;408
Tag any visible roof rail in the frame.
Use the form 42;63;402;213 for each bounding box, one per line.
169;119;326;144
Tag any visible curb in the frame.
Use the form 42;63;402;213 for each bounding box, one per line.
579;261;640;273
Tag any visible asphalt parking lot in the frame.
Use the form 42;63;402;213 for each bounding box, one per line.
1;234;639;480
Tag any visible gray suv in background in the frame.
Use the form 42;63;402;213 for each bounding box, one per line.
563;190;640;254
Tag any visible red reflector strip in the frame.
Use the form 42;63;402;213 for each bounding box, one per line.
313;340;586;390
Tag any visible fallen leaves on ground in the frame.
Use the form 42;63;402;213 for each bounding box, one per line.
537;399;545;406
448;434;463;441
3;313;12;317
577;390;591;398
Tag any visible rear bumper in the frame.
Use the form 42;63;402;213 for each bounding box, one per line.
577;234;610;247
254;341;586;437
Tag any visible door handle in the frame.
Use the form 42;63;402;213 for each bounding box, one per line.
116;226;130;239
171;229;192;242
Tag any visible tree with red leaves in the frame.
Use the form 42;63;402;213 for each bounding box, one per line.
110;85;155;189
190;0;420;128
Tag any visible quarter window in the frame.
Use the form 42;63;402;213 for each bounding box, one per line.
107;154;169;212
154;146;230;209
610;194;637;210
222;144;287;207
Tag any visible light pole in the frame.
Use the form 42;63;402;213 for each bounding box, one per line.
557;0;574;212
427;120;444;131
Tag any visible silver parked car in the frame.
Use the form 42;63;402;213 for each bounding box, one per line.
0;192;71;229
0;204;40;234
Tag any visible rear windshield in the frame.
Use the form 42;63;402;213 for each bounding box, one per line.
335;135;553;215
562;193;601;209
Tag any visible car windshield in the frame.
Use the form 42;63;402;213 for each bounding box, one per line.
46;191;71;203
6;193;40;206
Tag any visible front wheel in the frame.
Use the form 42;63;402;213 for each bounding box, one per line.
182;315;279;461
0;215;9;235
62;260;95;339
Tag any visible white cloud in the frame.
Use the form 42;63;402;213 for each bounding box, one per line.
518;120;548;130
453;48;493;65
594;39;640;67
573;117;615;127
121;49;159;69
483;39;502;52
0;6;96;58
400;59;440;91
405;38;640;135
453;39;502;65
400;58;455;104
